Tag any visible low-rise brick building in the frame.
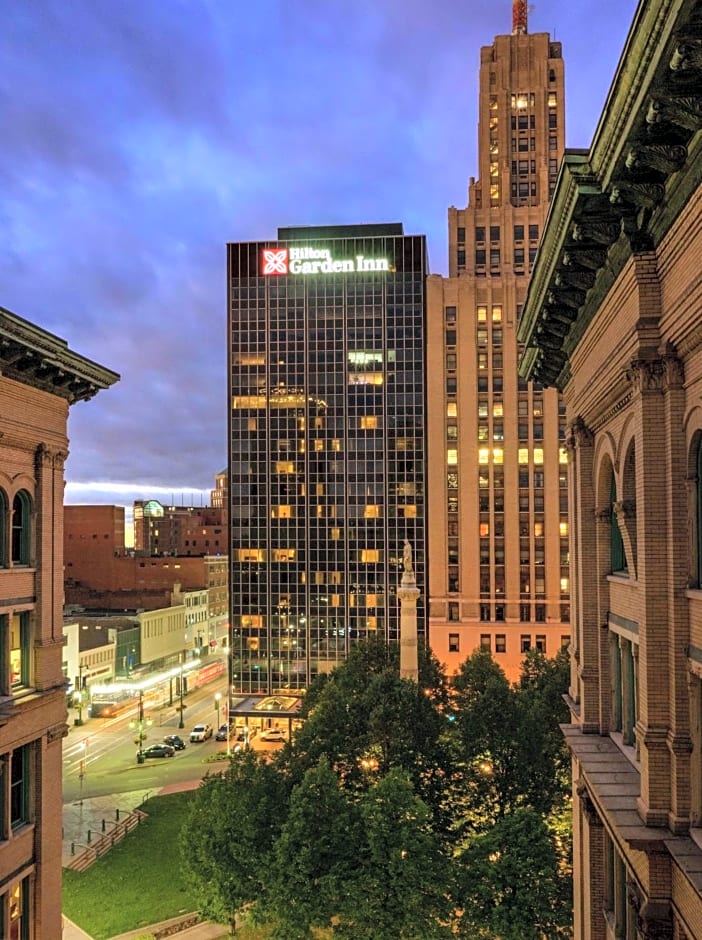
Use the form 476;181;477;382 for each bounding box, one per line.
0;305;117;936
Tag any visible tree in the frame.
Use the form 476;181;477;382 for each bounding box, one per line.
286;640;453;822
455;808;572;939
264;758;360;939
179;750;290;926
336;769;453;939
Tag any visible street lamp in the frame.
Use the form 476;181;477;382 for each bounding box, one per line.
178;661;185;729
73;689;84;726
130;690;152;762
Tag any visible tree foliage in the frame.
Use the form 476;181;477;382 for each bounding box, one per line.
180;639;572;937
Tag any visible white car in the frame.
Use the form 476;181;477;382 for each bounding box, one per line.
259;728;286;742
189;723;213;743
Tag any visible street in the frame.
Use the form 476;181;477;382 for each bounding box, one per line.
64;673;230;802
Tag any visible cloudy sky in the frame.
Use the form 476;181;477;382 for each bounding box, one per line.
2;0;638;513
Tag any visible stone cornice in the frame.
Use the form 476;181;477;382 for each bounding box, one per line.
0;306;119;403
519;0;702;389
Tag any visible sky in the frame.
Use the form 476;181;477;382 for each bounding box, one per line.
2;0;639;516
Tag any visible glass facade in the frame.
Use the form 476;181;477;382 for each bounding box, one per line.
228;224;428;694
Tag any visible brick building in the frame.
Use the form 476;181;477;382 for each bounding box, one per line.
519;0;702;935
0;305;117;936
427;0;570;680
132;498;226;557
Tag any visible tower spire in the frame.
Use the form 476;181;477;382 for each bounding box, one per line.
513;0;528;34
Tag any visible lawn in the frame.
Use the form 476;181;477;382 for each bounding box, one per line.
62;792;228;939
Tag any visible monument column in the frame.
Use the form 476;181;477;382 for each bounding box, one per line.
398;540;420;681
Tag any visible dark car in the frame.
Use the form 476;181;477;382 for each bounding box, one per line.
215;724;230;742
139;744;176;760
163;734;186;750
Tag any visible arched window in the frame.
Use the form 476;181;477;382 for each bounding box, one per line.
0;489;8;567
698;437;702;586
11;491;31;566
611;477;626;574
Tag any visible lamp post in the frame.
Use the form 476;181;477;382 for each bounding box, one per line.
73;689;84;727
130;690;152;762
178;661;185;729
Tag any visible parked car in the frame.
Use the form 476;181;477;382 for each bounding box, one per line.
139;744;175;760
259;728;286;742
215;724;230;742
189;723;213;743
163;734;186;750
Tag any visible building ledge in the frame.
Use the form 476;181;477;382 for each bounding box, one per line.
564;725;702;879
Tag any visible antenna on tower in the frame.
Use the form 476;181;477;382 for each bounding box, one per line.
513;0;528;34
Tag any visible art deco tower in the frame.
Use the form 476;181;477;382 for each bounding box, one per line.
427;1;570;679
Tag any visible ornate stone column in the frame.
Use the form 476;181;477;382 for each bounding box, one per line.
398;540;419;682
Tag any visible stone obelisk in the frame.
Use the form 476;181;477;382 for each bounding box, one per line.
398;540;420;681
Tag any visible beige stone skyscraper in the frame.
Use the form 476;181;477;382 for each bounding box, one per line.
427;1;570;680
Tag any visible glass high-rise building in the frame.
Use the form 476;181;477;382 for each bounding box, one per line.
227;223;428;695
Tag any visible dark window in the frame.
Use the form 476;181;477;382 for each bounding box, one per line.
445;330;456;347
611;476;627;574
529;224;539;241
495;634;506;653
535;635;547;652
480;604;491;622
448;633;460;653
10;745;30;829
535;604;546;623
445;306;456;324
514;225;524;241
495;605;505;622
490;249;500;267
457;227;465;242
475;249;486;266
520;635;532;653
457;250;466;267
11;492;31;566
489;226;500;242
514;248;525;265
698;438;702;585
475;227;485;243
449;603;459;623
518;138;528;152
549;113;557;128
480;634;491;650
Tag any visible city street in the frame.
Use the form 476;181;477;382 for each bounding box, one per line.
63;673;232;803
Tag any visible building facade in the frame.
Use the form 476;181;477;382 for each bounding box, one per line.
0;306;117;937
519;0;702;935
132;498;226;557
427;2;570;680
228;223;428;694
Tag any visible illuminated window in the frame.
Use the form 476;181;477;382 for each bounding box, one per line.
366;616;378;631
492;305;502;323
534;522;544;537
314;572;325;584
493;402;503;417
477;305;488;322
360;549;381;563
533;448;544;464
447;449;458;465
331;528;341;540
314;440;324;452
479;522;490;537
248;417;257;431
316;483;324;496
366;594;379;608
360;416;379;429
275;461;295;474
271;506;293;519
272;549;295;562
493;448;504;464
518;448;529;464
447;402;457;418
9;613;30;690
403;505;417;518
331;439;341;452
548;91;557;107
559;521;569;537
364;505;381;518
237;548;264;562
479;448;490;465
559;447;569;464
560;577;569;594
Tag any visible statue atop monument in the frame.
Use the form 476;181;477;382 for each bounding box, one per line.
403;539;413;575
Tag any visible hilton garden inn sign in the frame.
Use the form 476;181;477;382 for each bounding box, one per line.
261;246;390;276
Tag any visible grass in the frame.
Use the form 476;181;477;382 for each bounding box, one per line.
62;792;207;939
